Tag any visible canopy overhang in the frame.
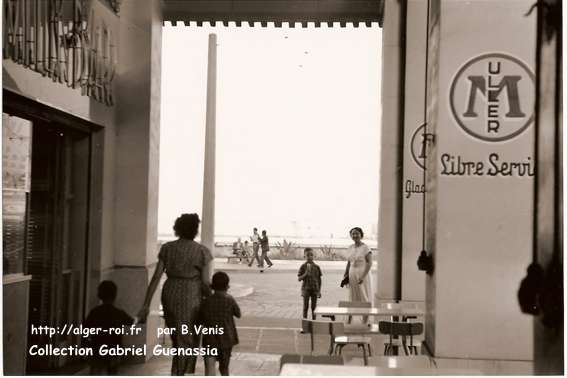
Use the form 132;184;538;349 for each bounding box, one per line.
161;0;384;28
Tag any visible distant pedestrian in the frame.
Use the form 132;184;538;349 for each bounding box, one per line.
83;281;134;375
199;272;241;376
297;248;322;320
248;228;262;267
259;230;273;271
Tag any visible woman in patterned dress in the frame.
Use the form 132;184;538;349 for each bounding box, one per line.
343;227;374;322
138;213;213;375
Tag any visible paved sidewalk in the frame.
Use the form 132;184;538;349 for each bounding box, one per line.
230;271;346;319
216;258;377;319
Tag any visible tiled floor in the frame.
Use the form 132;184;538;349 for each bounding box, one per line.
120;324;384;376
119;262;533;376
119;321;534;376
120;351;282;376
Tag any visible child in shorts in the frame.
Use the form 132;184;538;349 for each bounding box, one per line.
198;271;241;376
297;248;322;319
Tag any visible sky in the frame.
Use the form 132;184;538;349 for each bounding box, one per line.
159;23;382;240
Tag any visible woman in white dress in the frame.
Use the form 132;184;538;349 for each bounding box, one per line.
343;227;374;322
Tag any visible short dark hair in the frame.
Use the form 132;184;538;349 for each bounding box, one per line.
349;227;364;238
211;271;230;291
173;213;200;240
253;227;257;231
304;247;314;254
262;230;267;235
98;280;117;302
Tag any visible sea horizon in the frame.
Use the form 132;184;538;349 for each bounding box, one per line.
158;233;378;248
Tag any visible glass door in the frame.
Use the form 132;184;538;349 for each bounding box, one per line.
24;121;91;371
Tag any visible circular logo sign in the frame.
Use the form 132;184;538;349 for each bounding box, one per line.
449;53;535;142
410;123;427;170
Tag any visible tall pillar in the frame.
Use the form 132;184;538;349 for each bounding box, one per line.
201;34;217;254
400;0;427;302
532;0;563;373
377;0;405;301
379;0;429;304
112;0;163;360
423;0;535;361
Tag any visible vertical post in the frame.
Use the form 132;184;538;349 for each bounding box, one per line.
201;33;217;255
377;0;405;301
532;0;563;373
113;0;163;358
394;0;408;301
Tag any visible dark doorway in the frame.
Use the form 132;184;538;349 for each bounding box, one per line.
3;90;104;373
25;121;91;371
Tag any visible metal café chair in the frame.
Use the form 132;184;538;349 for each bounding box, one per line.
301;319;373;365
378;320;423;356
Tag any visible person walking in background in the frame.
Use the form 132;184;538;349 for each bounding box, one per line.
297;248;322;320
259;230;273;272
343;227;374;323
138;213;213;375
199;271;241;376
248;227;261;268
83;281;134;375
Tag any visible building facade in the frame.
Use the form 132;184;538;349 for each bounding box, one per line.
2;0;562;374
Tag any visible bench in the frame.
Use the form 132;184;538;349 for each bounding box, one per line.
227;256;243;263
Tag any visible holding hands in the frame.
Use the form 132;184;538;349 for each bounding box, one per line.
137;305;150;324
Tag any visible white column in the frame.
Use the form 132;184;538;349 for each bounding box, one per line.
113;0;163;360
201;33;217;255
424;0;535;360
377;0;404;301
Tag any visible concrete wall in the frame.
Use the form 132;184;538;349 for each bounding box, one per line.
111;0;163;354
425;0;535;360
2;275;30;375
114;0;162;268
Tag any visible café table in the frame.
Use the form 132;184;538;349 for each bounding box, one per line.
279;363;482;376
314;303;424;319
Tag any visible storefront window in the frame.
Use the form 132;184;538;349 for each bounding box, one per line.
2;113;32;275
